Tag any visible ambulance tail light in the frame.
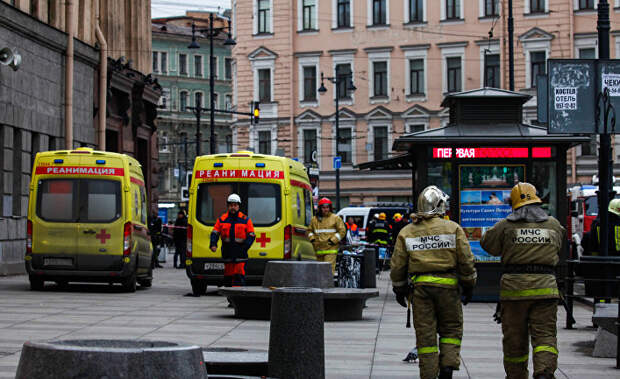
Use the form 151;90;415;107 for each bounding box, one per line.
283;225;292;259
26;220;32;254
123;222;132;256
186;224;193;258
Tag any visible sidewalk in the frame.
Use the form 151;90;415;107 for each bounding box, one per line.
0;265;615;378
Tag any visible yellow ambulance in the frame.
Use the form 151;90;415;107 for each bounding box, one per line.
186;151;315;295
26;148;153;292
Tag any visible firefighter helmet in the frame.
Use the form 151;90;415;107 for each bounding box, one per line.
393;213;403;221
318;197;332;207
509;182;541;210
417;185;449;216
227;193;242;204
609;198;620;216
378;213;387;220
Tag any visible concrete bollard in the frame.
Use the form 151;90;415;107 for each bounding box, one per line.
15;339;207;379
360;247;377;288
268;288;324;379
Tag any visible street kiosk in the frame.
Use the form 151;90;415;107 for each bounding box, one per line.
359;88;588;301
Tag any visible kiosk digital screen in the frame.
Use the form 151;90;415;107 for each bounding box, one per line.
433;147;552;159
459;165;525;262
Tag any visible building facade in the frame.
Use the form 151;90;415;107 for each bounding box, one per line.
231;0;620;205
0;0;158;274
152;12;234;216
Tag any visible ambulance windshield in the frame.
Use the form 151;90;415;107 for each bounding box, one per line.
37;179;121;223
196;182;282;226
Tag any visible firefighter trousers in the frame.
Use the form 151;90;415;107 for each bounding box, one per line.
317;254;337;274
413;285;463;379
501;299;558;379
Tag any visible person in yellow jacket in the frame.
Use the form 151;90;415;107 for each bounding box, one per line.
308;197;347;274
481;182;565;379
391;185;477;379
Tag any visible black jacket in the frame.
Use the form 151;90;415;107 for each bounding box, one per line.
173;216;188;243
583;212;620;256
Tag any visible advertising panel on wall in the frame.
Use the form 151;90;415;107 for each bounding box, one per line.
459;165;525;262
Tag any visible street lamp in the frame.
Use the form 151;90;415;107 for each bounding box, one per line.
188;13;235;156
318;71;356;212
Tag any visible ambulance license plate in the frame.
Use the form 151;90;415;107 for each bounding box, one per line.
204;263;224;270
44;258;73;266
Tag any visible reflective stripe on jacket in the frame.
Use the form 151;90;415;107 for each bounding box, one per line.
390;216;477;289
480;216;565;301
210;211;256;260
309;212;347;255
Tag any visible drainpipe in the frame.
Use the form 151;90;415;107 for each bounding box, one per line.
289;2;295;157
94;0;108;151
569;0;576;183
64;1;75;149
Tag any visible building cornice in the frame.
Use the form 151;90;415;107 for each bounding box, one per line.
475;38;499;46
436;41;469;49
363;46;394;53
294;51;323;57
328;48;357;56
400;43;431;51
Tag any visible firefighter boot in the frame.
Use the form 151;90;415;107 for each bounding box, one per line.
438;366;453;379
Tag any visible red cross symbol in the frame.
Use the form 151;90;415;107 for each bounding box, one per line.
256;233;271;248
95;229;111;244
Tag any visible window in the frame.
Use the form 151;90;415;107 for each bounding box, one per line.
530;51;546;88
160;132;169;152
485;0;499;16
225;94;233;110
446;0;460;19
579;0;594;9
196;182;281;226
37;179;121;223
337;0;351;27
302;0;317;30
161;52;167;73
373;61;388;97
194;55;202;77
409;59;424;95
225;58;232;79
374;126;388;160
159;88;170;109
195;92;203;109
338;128;352;164
447;57;462;93
258;0;271;33
484;54;500;88
336;63;352;99
180;91;188;112
258;130;271;154
579;47;596;59
530;0;545;13
372;0;387;25
408;124;425;133
303;129;317;164
153;52;159;72
210;57;218;79
48;0;56;25
304;189;313;226
258;68;271;102
179;54;187;75
409;0;423;22
212;93;219;108
303;66;317;101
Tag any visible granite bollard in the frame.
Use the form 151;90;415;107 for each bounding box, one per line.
15;339;207;379
361;247;377;288
268;287;324;379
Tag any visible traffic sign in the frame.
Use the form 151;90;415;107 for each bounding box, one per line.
333;156;342;169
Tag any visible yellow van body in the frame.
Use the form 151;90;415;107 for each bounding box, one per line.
26;148;153;292
186;151;314;294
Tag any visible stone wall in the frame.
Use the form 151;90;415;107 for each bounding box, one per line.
0;3;99;275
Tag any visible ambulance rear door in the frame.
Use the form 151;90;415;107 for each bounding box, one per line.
33;168;80;270
74;156;125;271
289;175;315;260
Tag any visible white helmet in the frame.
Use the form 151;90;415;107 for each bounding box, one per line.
417;185;449;216
227;193;241;204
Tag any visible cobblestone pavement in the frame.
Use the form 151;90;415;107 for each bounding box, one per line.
0;260;615;378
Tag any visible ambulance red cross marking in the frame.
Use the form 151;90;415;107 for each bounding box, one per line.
256;233;271;248
96;229;111;244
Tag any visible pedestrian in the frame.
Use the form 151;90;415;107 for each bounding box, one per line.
148;209;163;268
481;182;565;379
582;198;620;256
308;197;347;274
210;194;255;287
390;212;408;246
173;210;188;269
391;185;477;379
368;212;392;271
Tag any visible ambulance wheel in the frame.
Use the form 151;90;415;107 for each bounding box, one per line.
138;267;153;288
122;270;137;293
191;279;207;296
29;276;44;291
